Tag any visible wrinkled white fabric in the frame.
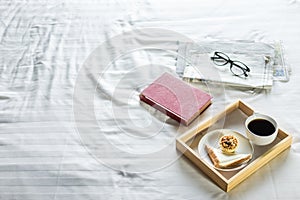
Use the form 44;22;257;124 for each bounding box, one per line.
0;0;300;199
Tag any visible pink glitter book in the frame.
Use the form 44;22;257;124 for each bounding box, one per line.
139;72;212;126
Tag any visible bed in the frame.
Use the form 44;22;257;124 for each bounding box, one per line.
0;0;300;199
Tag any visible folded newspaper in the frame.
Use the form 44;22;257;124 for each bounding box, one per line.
176;40;289;89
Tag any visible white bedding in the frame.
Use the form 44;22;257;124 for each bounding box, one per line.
0;0;300;199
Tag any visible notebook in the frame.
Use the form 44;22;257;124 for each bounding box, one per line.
139;72;212;126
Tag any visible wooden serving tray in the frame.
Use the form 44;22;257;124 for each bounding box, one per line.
176;100;292;192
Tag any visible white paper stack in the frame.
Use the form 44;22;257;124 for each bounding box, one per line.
177;40;288;89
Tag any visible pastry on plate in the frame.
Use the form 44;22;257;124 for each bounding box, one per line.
205;144;252;169
219;135;238;154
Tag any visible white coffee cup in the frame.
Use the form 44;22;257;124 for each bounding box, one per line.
245;113;278;146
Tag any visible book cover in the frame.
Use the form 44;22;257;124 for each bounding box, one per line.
139;72;212;126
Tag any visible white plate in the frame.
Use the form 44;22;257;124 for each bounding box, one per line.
198;129;254;171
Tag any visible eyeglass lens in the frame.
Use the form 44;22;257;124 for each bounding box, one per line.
211;52;230;66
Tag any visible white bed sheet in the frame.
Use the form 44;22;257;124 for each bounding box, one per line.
0;0;300;199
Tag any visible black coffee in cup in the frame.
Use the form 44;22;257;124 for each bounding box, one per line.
247;119;276;136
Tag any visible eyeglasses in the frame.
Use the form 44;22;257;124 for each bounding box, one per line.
210;52;250;77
